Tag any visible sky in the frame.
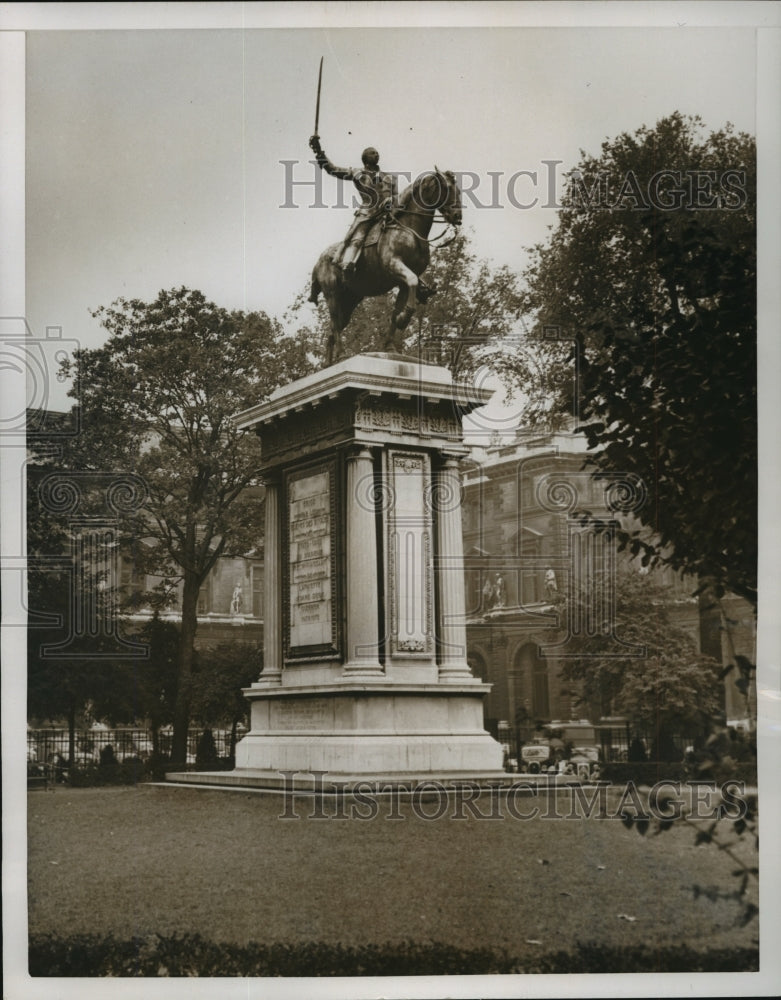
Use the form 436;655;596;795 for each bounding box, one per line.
23;14;760;410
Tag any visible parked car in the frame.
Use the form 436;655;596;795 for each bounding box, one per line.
549;719;602;777
115;736;155;762
520;739;551;774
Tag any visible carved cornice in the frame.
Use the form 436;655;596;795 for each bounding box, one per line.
235;355;493;432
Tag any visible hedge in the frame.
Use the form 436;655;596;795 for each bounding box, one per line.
28;933;758;976
67;756;151;788
63;754;236;787
601;761;757;786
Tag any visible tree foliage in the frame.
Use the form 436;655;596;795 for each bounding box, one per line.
560;568;723;757
26;430;126;760
190;640;260;730
90;614;181;736
59;287;313;762
496;114;756;607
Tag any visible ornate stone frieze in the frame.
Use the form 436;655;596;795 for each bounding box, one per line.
355;397;460;441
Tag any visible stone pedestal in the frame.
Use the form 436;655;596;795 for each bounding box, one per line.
179;354;505;787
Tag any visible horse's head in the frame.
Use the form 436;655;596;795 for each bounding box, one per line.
411;168;462;226
432;167;462;226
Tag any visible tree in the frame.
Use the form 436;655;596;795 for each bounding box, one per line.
133;614;180;751
60;287;313;764
559;568;723;759
26;426;125;764
496;114;756;609
89;614;181;750
190;640;262;759
290;230;523;379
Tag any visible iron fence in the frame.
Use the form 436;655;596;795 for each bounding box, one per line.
496;719;696;770
27;726;242;769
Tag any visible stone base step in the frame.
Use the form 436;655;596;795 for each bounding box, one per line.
160;769;598;794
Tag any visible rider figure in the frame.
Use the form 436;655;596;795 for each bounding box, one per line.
309;135;397;276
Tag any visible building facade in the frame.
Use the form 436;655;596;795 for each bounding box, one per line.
27;411;755;747
461;424;756;756
122;545;264;652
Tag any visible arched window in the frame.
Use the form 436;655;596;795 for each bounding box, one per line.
514;643;550;722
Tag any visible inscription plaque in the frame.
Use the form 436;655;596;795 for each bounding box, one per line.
385;451;434;655
287;468;333;650
274;698;332;729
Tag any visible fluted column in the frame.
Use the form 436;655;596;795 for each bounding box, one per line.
260;477;282;684
344;447;383;675
435;456;472;680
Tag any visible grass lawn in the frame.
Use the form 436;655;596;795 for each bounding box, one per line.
28;785;758;965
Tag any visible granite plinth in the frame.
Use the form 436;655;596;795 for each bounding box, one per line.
168;356;506;792
234;682;504;775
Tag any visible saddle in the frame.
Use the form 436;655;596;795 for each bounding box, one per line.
329;209;394;269
362;215;390;249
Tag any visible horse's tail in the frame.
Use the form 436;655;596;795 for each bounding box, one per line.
309;271;321;305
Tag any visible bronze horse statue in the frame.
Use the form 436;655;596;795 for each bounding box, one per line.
309;168;462;365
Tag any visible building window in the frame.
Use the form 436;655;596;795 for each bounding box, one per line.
532;658;550;720
251;565;263;618
120;559;142;598
197;580;210;615
463;498;476;531
514;643;550;723
498;480;515;512
520;530;543;604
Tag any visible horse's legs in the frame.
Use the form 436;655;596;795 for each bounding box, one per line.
417;278;437;304
325;328;335;366
388;287;409;351
385;261;420;351
325;291;360;365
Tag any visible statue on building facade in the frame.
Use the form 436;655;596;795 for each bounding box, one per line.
481;575;495;612
493;573;507;609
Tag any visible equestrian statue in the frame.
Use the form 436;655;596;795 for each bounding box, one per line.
306;61;462;365
308;137;462;365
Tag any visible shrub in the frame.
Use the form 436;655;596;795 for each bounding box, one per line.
67;764;102;788
195;729;218;767
66;757;150;788
27;933;758;976
600;759;758;787
601;761;690;785
118;756;148;785
148;751;169;781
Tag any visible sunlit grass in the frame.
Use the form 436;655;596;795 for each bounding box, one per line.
28;785;758;962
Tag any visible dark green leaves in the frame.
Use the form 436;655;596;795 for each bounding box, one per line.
499;114;757;607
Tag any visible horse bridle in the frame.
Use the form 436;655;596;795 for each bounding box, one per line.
387;171;461;247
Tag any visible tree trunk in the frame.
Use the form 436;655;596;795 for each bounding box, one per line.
698;581;723;663
229;717;238;765
67;703;76;767
171;571;200;766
